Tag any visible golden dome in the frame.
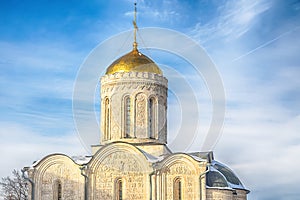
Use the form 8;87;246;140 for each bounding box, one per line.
105;48;162;75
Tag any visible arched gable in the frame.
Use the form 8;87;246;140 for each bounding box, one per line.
88;142;152;200
32;154;84;200
156;153;206;200
158;153;202;173
89;142;152;172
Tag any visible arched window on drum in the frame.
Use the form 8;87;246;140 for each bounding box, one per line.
104;98;110;140
124;96;131;138
148;97;156;139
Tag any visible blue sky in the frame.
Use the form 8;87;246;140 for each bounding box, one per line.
1;0;300;199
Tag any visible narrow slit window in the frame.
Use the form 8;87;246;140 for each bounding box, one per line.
57;182;62;200
174;178;182;200
116;179;122;200
105;98;110;140
54;180;62;200
149;98;156;138
125;97;131;137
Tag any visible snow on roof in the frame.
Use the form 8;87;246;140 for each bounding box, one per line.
208;160;246;190
28;154;92;169
138;149;166;163
71;155;92;165
30;159;41;168
206;186;234;191
188;154;207;162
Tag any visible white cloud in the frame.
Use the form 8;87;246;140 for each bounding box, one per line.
0;41;85;103
0;41;84;70
198;22;300;200
0;122;87;180
215;112;300;199
0;40;89;179
124;0;183;24
1;1;299;199
190;0;272;43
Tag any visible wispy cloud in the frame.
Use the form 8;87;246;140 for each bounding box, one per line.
0;40;85;99
190;0;271;43
232;25;300;62
0;40;87;139
191;12;300;198
124;0;183;24
215;111;300;199
1;1;299;199
0;122;87;181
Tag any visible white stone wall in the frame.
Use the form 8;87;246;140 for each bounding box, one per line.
100;72;168;145
88;143;152;200
29;154;85;200
28;145;248;200
26;66;249;200
153;153;207;200
207;188;248;200
206;188;233;200
233;189;248;200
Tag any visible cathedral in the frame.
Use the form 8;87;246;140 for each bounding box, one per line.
23;5;249;200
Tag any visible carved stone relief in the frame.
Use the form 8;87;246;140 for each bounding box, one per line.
135;93;147;138
93;151;147;200
37;158;84;200
165;163;197;200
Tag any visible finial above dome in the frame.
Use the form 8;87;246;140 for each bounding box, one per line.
133;2;138;50
105;2;162;75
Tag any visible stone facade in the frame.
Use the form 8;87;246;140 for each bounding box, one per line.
26;147;248;200
27;154;85;199
206;189;248;200
100;72;168;145
24;51;249;199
